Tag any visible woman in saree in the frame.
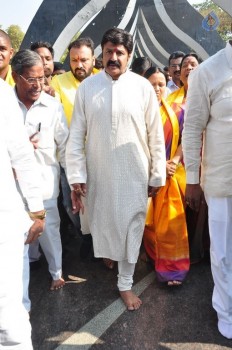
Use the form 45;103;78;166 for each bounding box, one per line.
143;55;200;285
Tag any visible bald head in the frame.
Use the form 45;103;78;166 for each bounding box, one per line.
0;29;12;46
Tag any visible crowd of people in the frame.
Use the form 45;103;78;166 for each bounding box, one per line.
0;26;232;349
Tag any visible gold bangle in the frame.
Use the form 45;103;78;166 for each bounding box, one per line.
29;210;46;220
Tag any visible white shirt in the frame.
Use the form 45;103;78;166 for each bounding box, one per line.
0;79;43;240
15;90;69;200
167;79;179;92
182;42;232;197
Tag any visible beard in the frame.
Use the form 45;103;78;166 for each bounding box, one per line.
71;66;93;81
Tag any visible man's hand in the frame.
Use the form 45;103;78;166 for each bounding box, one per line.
185;184;203;212
148;186;162;197
71;183;87;214
25;219;45;244
29;133;39;149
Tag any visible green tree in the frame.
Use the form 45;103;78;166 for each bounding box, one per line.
193;0;232;41
6;25;24;53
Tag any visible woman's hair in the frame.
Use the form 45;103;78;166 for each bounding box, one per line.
144;66;165;80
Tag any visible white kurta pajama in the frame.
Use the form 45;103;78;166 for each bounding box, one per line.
66;69;166;267
182;42;232;339
15;90;69;284
0;79;44;349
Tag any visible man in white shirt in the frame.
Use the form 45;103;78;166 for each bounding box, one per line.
167;51;185;92
11;49;69;292
0;78;44;349
66;28;166;311
182;41;232;339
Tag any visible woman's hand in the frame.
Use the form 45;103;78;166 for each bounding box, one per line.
166;160;177;178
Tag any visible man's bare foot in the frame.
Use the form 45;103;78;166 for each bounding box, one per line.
167;280;182;286
119;290;142;311
103;258;115;269
50;278;65;291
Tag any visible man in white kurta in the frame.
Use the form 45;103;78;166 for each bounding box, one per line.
66;28;166;310
182;41;232;338
11;49;69;292
0;78;44;349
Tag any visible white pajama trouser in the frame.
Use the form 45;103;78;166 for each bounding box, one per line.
23;238;31;312
0;231;32;349
206;195;232;339
79;196;90;235
117;260;136;291
29;199;62;280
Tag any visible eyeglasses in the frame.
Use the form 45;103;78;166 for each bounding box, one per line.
19;75;45;85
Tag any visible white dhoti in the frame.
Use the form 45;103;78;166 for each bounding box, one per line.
0;231;32;349
206;196;232;339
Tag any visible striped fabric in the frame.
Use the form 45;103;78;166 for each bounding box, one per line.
144;87;190;282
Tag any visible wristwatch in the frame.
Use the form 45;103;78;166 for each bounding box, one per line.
29;210;46;220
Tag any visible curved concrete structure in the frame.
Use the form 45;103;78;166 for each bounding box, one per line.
21;0;228;66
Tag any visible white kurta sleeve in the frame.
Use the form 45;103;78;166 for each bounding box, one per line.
182;67;210;184
145;87;166;187
54;103;69;170
5;91;44;212
66;84;87;185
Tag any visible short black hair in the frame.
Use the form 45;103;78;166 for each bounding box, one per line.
101;28;133;54
168;51;185;65
68;37;94;55
131;57;152;75
30;41;54;58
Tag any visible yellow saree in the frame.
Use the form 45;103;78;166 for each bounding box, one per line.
144;89;190;282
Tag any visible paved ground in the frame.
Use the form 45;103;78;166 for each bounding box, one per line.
29;234;232;350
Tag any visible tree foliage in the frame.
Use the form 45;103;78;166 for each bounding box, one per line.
6;25;25;53
193;0;232;41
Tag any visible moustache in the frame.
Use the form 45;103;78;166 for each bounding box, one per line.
107;60;120;68
75;68;86;73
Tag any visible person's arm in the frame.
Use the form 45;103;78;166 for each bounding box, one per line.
65;83;87;211
145;85;166;195
182;66;210;211
54;102;69;170
5;88;45;240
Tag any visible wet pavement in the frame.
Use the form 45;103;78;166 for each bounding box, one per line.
29;234;232;350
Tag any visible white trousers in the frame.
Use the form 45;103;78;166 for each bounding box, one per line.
117;260;136;291
79;196;90;235
29;199;62;280
206;196;232;339
0;231;32;349
23;237;30;312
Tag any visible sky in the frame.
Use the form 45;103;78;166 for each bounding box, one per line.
0;0;203;33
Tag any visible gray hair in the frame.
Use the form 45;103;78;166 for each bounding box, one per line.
11;49;42;75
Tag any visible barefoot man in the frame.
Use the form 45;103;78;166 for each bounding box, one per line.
66;28;166;310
